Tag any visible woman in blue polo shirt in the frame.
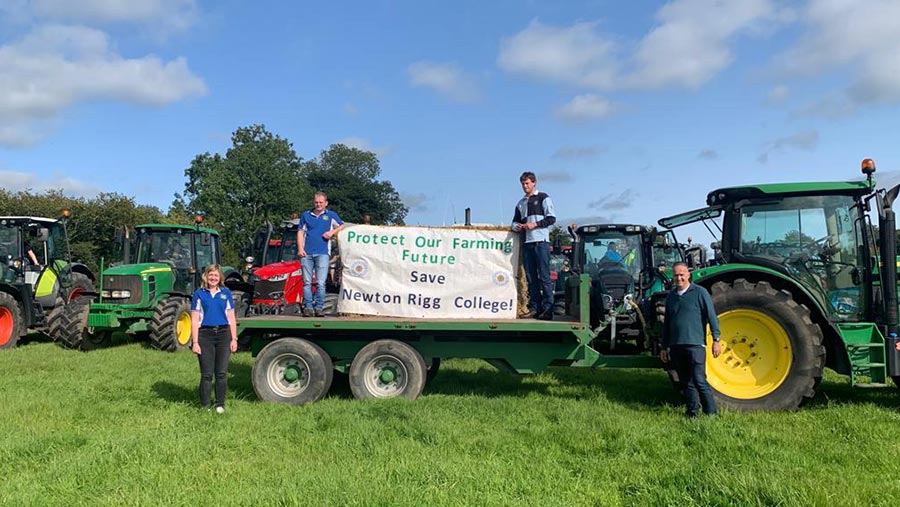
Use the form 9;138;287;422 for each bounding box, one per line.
190;264;237;413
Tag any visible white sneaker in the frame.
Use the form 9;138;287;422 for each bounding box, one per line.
215;406;225;414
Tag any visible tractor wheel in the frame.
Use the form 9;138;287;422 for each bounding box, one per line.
707;279;824;411
45;273;95;341
0;292;23;350
349;340;427;401
148;297;192;352
55;299;92;350
67;272;94;301
252;338;333;405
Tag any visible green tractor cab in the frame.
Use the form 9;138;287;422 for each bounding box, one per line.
0;215;95;349
57;222;246;351
565;223;685;352
659;159;900;410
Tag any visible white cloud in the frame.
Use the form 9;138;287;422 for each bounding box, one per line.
588;189;638;211
623;0;780;89
698;149;719;160
554;94;613;124
401;192;429;212
0;169;102;197
407;61;480;103
778;0;900;114
758;129;818;164
766;84;789;104
538;170;572;183
336;137;394;158
5;0;199;33
0;24;207;147
343;103;358;115
497;20;618;89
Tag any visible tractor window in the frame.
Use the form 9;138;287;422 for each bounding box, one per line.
739;195;862;320
45;223;65;262
653;231;684;272
582;233;643;279
0;226;16;260
194;233;220;270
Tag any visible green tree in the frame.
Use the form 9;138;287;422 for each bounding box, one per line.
175;125;311;263
301;144;407;225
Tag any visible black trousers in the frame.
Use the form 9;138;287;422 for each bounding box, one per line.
671;344;718;416
198;326;231;408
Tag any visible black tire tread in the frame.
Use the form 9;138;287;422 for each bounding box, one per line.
148;297;191;352
55;298;92;350
251;338;333;405
0;291;23;350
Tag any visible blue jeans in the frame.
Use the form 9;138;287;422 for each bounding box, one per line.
301;254;329;310
671;345;717;416
523;241;553;314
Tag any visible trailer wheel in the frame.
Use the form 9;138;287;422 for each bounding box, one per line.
0;292;23;349
55;299;91;350
426;357;441;383
708;279;824;411
349;340;427;400
252;338;333;405
148;297;192;352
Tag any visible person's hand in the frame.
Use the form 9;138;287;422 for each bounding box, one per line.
323;230;335;240
230;338;238;353
191;342;201;355
298;248;307;258
524;222;537;230
511;223;521;232
895;340;900;352
659;349;669;363
712;341;723;358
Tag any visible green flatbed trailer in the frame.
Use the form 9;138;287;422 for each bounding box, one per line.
239;274;662;405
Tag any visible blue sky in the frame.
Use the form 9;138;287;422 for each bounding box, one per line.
2;0;900;246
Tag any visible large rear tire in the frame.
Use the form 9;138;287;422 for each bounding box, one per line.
708;279;824;411
0;292;23;350
148;297;192;351
349;340;426;401
45;273;95;341
252;338;333;405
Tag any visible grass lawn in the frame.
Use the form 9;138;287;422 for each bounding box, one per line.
2;338;900;507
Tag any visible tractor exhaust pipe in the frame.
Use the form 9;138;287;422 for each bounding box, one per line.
877;180;900;377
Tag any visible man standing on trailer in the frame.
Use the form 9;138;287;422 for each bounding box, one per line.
298;192;344;317
512;171;556;320
660;262;722;417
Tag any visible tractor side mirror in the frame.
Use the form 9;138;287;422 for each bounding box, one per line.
36;228;50;242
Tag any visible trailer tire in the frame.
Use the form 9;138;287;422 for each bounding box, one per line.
708;279;824;411
349;340;427;400
426;357;441;383
252;338;333;405
148;297;192;352
0;292;23;350
55;298;92;350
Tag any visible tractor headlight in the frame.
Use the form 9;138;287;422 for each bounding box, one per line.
102;290;131;298
266;273;289;282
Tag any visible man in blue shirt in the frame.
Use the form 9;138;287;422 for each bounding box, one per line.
298;192;344;317
512;172;556;320
660;262;722;417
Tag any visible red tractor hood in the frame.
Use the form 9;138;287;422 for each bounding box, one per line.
253;260;301;279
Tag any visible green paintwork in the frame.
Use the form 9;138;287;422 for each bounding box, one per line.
283;366;300;383
135;223;220;235
836;322;886;385
708;180;873;201
242;274;664;374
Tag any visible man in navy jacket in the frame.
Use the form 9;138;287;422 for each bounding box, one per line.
660;262;722;417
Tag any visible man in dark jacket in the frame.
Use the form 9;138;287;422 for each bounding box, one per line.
660;262;722;417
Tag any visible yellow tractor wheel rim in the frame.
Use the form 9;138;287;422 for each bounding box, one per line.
176;310;192;346
707;309;792;399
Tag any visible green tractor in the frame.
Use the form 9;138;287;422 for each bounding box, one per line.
0;215;95;349
659;158;900;410
57;221;247;351
565;223;686;352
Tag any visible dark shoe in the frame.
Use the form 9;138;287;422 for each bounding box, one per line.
303;308;314;317
314;309;324;317
535;310;554;321
518;310;536;319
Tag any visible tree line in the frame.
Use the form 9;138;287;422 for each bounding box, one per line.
0;125;408;272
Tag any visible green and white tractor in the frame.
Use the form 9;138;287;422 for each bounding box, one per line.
0;215;95;349
57;220;246;351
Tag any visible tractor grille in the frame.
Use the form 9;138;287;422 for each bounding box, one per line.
253;279;285;301
101;274;143;305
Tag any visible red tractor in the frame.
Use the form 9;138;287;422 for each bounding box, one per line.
244;219;338;315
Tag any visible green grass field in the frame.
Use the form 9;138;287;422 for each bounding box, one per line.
2;339;900;507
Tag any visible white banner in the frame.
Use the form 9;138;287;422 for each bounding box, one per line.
337;225;520;319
